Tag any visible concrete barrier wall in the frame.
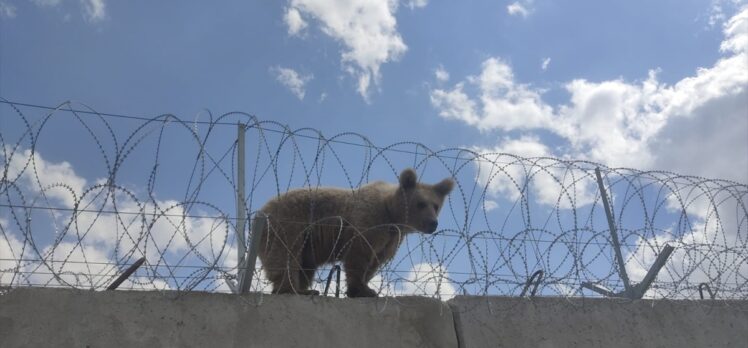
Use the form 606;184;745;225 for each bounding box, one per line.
1;288;746;348
447;296;748;348
0;288;456;348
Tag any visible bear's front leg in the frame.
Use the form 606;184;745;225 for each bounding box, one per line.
343;256;378;298
343;229;399;298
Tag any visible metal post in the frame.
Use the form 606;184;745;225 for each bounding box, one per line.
235;123;248;293
595;167;633;297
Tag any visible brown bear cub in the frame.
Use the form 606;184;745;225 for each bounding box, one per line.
257;168;454;297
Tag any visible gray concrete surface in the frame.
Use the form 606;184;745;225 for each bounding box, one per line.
2;288;747;348
447;296;748;348
0;288;457;348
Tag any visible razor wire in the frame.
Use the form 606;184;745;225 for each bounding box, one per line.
0;100;746;300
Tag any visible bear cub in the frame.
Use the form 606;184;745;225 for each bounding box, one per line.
257;168;454;297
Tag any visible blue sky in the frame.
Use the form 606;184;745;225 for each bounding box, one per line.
1;1;747;296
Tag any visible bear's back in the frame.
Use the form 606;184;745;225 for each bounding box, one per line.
260;181;396;225
262;187;352;221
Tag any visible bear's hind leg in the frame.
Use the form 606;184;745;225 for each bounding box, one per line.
297;268;319;295
269;263;318;295
266;267;296;295
297;246;319;295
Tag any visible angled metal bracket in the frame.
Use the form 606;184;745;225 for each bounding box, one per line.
238;212;266;293
107;257;146;290
520;270;544;297
582;168;675;299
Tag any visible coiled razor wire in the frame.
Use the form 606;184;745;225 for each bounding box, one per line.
0;100;746;302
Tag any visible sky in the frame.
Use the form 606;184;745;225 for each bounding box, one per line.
1;0;747;297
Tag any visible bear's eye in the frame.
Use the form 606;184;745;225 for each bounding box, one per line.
417;201;427;210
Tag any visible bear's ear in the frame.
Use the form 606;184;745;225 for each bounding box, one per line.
433;178;454;197
399;168;418;190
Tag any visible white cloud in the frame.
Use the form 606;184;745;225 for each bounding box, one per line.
431;57;554;132
434;65;450;83
272;66;313;100
541;57;551;71
28;0;106;23
405;0;428;10
473;136;596;209
554;73;665;168
707;0;747;27
720;6;748;53
284;7;308;36
507;1;532;18
30;0;62;7
0;218;24;285
4;147;87;208
400;262;456;299
625;192;747;299
483;199;498;212
0;1;16;18
80;0;106;22
431;7;748;181
473;136;550;202
370;261;456;299
284;0;408;101
430;82;480;125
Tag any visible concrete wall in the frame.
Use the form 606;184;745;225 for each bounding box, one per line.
0;288;456;348
448;296;748;348
1;288;746;348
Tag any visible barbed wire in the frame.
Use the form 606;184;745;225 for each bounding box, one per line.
1;99;746;302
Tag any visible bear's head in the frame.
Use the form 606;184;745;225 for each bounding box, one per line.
395;168;454;234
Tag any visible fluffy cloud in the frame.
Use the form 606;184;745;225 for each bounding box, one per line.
507;1;532;18
0;1;16;18
405;0;428;10
473;136;596;209
284;7;308;36
400;262;456;299
541;57;551;71
271;66;313;100
483;199;499;212
368;261;456;299
30;0;62;6
26;0;106;22
434;65;450;83
0;219;24;285
707;0;747;27
431;7;748;181
4;147;87;208
431;57;554;132
80;0;106;22
284;0;408;101
625;187;747;298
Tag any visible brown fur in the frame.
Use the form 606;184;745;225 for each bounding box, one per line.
257;168;454;297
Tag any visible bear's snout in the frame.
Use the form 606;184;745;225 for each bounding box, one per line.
425;220;438;233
